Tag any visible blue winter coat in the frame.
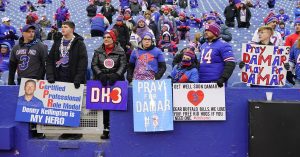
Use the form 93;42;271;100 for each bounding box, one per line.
294;7;300;19
0;42;11;72
0;24;18;47
55;6;69;21
171;64;199;83
91;15;106;32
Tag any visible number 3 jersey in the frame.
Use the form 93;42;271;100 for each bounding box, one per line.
9;39;48;79
198;39;235;82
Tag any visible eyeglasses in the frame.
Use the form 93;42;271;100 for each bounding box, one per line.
143;38;151;41
103;36;112;39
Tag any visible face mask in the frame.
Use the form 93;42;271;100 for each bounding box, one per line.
181;58;192;67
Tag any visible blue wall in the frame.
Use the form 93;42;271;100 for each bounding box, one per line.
0;86;300;157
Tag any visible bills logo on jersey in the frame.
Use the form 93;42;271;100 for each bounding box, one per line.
104;58;114;69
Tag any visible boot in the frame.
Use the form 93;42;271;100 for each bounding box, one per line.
100;129;110;139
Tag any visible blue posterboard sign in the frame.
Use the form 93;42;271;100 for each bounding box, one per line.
86;80;128;110
133;79;173;132
15;78;84;127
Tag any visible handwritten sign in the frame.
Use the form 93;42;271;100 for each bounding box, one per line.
241;44;290;86
173;83;226;121
133;79;173;132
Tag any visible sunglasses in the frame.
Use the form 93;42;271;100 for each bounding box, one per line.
143;38;152;41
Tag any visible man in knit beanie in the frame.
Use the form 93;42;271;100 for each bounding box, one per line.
198;23;236;87
251;15;283;46
200;14;232;43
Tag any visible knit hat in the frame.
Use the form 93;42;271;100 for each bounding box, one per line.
190;13;196;17
179;12;186;18
141;32;154;40
124;8;131;14
295;18;300;25
279;8;284;12
183;50;196;60
265;16;278;25
162;6;170;12
206;14;216;21
61;0;65;5
104;29;117;43
150;4;157;8
162;31;171;41
136;15;146;24
162;24;170;31
116;15;124;21
27;12;39;22
205;23;221;37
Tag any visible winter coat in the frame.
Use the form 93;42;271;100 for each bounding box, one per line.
100;5;116;23
295;7;300;19
9;38;47;83
46;33;88;84
55;6;70;22
113;24;130;50
0;42;11;72
86;4;98;17
171;63;199;83
39;19;51;28
236;7;251;23
91;14;108;32
0;24;18;47
224;3;237;21
91;43;127;80
130;2;141;15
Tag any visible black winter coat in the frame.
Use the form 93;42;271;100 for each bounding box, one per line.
236;8;251;23
46;33;88;84
113;24;130;50
86;4;97;17
100;5;116;23
223;3;237;20
91;43;127;80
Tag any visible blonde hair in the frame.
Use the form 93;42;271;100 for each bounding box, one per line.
258;26;274;36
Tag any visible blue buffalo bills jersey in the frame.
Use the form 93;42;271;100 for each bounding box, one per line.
198;39;235;82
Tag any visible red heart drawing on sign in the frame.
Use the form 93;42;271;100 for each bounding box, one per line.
109;89;120;101
187;90;204;106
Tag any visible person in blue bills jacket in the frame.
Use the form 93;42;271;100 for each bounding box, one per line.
170;50;199;83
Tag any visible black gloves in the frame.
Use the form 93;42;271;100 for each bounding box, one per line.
286;71;296;85
48;79;55;84
239;61;245;69
98;74;108;86
155;62;167;80
216;61;236;88
216;78;226;87
126;63;135;83
74;83;80;89
284;63;290;70
107;73;119;86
